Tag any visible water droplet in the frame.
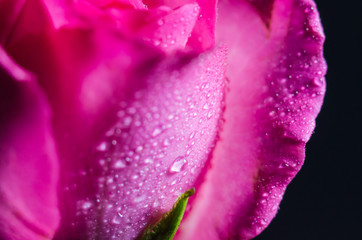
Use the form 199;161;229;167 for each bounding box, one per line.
152;127;162;137
157;19;164;26
153;201;159;207
96;142;107;151
136;146;143;152
189;131;195;139
117;110;125;117
153;39;161;46
114;160;126;169
163;138;170;146
122;116;132;127
134;195;146;203
82;201;92;210
112;212;123;224
170;156;186;173
127;107;136;114
313;77;323;86
144;157;153;164
269;111;276;117
105;128;115;137
207;109;213;118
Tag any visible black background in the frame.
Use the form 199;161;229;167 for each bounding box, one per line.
256;1;362;239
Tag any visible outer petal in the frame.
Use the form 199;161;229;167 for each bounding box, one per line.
0;48;59;239
178;0;326;239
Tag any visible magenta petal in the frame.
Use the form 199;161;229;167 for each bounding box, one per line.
16;22;227;238
55;46;227;239
186;0;216;52
246;0;275;27
0;48;59;240
0;0;25;44
143;0;217;52
136;3;200;53
178;0;326;239
86;0;147;9
69;47;225;240
125;0;148;9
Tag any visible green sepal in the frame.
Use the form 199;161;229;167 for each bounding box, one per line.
141;188;195;240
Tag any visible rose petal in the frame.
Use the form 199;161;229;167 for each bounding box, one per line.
40;0;199;54
0;48;59;239
63;46;225;240
246;0;275;27
4;10;226;237
142;0;217;52
178;0;326;239
0;0;25;44
51;39;225;239
0;0;52;48
136;3;200;52
143;0;191;8
186;0;216;52
87;0;147;9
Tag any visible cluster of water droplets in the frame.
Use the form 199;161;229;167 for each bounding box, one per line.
259;44;325;143
74;52;224;239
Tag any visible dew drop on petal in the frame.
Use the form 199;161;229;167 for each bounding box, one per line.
144;157;153;164
112;212;123;224
133;195;146;203
152;127;162;137
169;156;186;173
96;142;108;151
82;201;92;210
113;160;126;169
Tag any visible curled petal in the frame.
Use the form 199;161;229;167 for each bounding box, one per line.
89;0;148;9
178;0;326;239
136;3;200;53
186;0;216;51
0;48;59;240
143;0;217;52
246;0;275;27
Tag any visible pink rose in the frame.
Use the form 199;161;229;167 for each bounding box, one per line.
0;0;326;239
